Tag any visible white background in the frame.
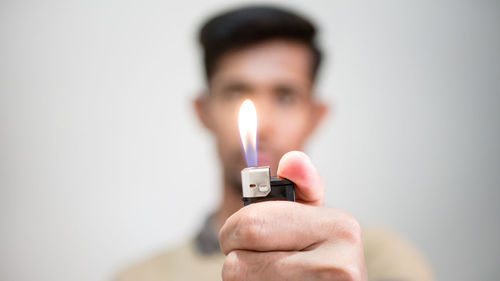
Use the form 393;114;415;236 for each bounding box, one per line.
1;1;499;280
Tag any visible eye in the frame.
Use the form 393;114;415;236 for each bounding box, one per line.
220;83;250;100
274;86;297;105
224;90;243;100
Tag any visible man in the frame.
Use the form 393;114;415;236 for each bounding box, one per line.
115;5;433;281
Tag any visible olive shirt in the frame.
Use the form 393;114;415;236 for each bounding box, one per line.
115;215;433;281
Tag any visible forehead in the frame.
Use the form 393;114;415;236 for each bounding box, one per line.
210;39;313;88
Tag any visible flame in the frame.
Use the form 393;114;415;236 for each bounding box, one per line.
238;99;257;167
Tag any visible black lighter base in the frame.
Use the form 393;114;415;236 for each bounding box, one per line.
242;177;295;206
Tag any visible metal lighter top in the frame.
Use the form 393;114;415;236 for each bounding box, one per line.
241;166;295;206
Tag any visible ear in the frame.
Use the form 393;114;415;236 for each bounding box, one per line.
193;92;213;131
307;99;330;136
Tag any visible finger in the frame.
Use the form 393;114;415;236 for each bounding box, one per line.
222;250;301;281
222;246;363;281
219;201;360;254
277;151;325;205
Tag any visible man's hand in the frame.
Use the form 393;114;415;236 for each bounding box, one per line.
219;151;367;281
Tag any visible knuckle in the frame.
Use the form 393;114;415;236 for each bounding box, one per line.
346;215;362;241
222;251;241;281
236;211;266;245
343;264;363;281
313;264;347;281
218;227;230;253
334;210;362;243
218;229;226;250
315;264;361;281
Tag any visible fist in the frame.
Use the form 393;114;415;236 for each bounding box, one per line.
219;151;367;281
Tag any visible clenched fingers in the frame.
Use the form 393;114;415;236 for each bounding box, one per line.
219;201;361;255
222;243;365;281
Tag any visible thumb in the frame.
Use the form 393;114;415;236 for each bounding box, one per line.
277;151;325;206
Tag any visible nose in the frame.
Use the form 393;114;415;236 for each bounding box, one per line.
254;98;274;145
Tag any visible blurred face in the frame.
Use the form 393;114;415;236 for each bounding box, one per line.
195;39;327;191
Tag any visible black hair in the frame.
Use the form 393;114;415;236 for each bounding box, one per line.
198;5;322;82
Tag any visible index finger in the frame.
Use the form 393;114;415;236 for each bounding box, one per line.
277;151;325;206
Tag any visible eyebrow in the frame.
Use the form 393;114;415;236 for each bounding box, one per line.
211;76;310;95
219;80;253;92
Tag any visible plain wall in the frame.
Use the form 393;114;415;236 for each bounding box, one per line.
1;0;499;280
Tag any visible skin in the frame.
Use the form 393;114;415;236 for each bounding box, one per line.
194;39;367;281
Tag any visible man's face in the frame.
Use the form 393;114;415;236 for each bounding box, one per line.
195;39;327;190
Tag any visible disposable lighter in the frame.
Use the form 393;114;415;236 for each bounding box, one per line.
241;166;295;206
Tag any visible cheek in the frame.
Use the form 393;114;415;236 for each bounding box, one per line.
275;110;311;148
211;105;242;151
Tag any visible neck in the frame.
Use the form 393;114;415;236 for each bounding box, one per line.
213;179;242;232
